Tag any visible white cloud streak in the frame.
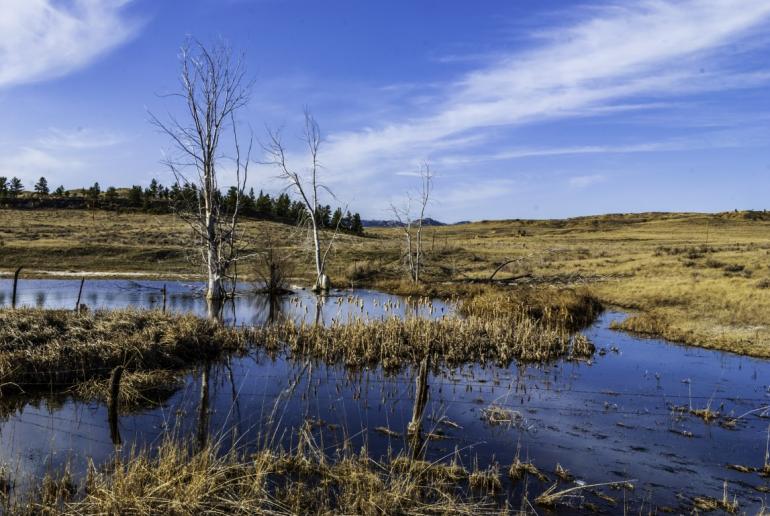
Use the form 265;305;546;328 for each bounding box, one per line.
315;0;770;188
38;127;124;150
569;174;606;189
0;127;125;186
0;0;141;88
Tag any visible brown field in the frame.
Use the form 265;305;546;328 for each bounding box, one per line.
1;208;769;356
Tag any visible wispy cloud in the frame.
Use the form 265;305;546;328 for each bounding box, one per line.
0;0;142;88
0;147;83;183
314;0;770;187
0;127;125;185
435;132;761;166
38;127;124;150
569;174;606;189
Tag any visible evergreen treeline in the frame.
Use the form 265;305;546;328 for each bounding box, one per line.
0;176;365;235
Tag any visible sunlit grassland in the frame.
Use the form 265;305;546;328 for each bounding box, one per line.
1;209;768;356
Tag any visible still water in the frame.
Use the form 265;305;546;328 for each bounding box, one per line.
0;279;768;512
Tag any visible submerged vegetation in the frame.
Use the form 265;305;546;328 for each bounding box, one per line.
0;308;245;396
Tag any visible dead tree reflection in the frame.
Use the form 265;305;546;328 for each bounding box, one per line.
407;355;430;460
197;362;211;450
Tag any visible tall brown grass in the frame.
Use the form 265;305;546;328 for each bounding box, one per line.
0;308;245;395
9;438;503;515
250;313;593;371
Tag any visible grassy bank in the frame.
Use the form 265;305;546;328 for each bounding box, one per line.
0;308;245;400
7;439;511;515
2;209;768;356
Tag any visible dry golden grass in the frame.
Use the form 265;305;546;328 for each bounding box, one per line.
9;439;504;515
250;289;597;370
370;212;770;357
2;209;768;356
0;308;246;394
0;290;596;398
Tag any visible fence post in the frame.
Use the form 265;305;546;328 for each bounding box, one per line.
75;277;85;313
108;365;124;446
11;266;22;309
162;284;167;314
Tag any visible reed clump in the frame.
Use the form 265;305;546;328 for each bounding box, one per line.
0;308;245;394
74;370;182;408
249;311;593;372
459;286;602;330
509;458;549;482
0;297;596;399
11;439;503;515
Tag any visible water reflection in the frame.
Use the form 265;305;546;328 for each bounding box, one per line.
108;366;123;447
0;278;452;326
2;280;770;510
407;356;430;461
197;363;211;450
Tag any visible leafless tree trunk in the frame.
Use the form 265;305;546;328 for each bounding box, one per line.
150;38;253;304
391;163;433;283
265;110;339;292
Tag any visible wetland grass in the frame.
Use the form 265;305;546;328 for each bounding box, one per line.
0;291;597;404
8;439;505;515
458;286;602;331
508;457;549;483
692;481;739;514
3;209;769;357
0;308;245;395
249;312;593;372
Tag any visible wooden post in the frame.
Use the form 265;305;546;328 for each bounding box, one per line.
197;363;211;451
11;266;22;309
108;365;124;446
75;277;85;313
162;284;167;314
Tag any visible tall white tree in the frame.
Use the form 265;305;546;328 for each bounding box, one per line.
151;39;253;306
265;110;338;292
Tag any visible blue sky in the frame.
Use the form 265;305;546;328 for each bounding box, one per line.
1;0;769;222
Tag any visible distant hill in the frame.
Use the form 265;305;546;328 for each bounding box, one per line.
362;217;447;228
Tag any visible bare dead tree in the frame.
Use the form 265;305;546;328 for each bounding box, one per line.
265;110;339;292
150;39;253;305
391;163;433;283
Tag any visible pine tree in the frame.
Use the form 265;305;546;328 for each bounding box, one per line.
128;185;143;207
274;193;291;219
34;177;49;197
290;200;305;223
148;178;159;198
9;177;23;198
225;186;239;212
87;182;101;208
331;207;343;229
0;177;8;197
255;190;273;216
105;186;118;203
342;210;353;231
351;212;364;235
54;185;66;196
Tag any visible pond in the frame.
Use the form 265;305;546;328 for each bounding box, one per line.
0;279;768;512
0;277;449;324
